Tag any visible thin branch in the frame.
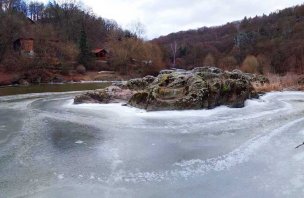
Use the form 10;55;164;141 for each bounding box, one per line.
295;142;304;149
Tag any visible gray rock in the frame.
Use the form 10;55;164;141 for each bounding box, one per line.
193;66;223;74
52;75;66;83
74;86;135;104
126;75;157;90
18;79;30;86
74;67;268;111
159;70;175;74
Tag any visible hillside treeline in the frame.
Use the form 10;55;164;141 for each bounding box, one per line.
2;1;304;78
154;4;304;74
0;0;164;76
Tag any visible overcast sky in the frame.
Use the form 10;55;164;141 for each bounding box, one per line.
50;0;304;39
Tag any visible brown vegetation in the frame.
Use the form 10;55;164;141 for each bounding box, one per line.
1;0;304;91
107;38;164;76
203;53;215;66
154;4;304;75
253;73;304;92
0;0;166;85
242;55;259;73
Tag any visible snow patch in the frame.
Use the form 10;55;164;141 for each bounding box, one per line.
291;175;304;188
57;174;64;180
293;152;304;161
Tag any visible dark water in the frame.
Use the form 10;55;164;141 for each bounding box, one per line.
0;82;111;96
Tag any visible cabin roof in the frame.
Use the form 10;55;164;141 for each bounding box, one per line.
19;38;34;40
26;17;36;24
14;38;34;43
91;48;108;54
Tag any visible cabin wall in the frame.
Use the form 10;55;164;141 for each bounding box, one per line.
21;39;34;53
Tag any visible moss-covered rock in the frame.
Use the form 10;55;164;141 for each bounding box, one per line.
74;86;135;104
126;75;156;90
74;67;268;111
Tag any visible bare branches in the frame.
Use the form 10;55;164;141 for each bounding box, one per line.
28;2;44;21
170;41;177;68
295;142;304;149
127;21;146;39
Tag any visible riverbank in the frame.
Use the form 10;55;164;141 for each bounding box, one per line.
0;82;111;96
2;69;304;98
0;70;133;87
253;73;304;92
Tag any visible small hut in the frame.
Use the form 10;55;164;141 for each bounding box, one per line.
13;38;35;56
13;17;36;56
91;48;108;60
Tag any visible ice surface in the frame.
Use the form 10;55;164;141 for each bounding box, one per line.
1;91;304;197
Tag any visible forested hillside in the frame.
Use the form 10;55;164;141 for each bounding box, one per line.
154;4;304;74
0;0;163;83
1;0;304;86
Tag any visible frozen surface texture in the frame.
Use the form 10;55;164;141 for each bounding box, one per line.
1;91;304;197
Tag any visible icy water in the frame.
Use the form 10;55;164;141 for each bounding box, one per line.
0;82;110;96
1;91;304;197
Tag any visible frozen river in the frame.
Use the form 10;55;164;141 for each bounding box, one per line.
1;91;304;197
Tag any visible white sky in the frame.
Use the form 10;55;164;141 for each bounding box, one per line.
43;0;304;39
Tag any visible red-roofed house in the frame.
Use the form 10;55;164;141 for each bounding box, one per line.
91;48;108;60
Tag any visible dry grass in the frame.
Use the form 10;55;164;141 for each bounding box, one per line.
253;72;304;92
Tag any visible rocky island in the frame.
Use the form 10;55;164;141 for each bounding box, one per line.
74;67;269;111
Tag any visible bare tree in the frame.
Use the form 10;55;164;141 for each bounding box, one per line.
128;21;146;39
12;0;27;15
28;1;44;21
0;0;15;12
171;41;177;68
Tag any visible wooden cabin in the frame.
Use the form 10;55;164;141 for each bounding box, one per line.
13;38;35;56
91;48;108;60
13;18;36;56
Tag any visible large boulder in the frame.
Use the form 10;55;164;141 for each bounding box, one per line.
228;69;269;84
128;68;257;111
74;67;267;111
126;75;156;90
74;86;136;104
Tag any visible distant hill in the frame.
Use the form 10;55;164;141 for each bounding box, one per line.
153;4;304;74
